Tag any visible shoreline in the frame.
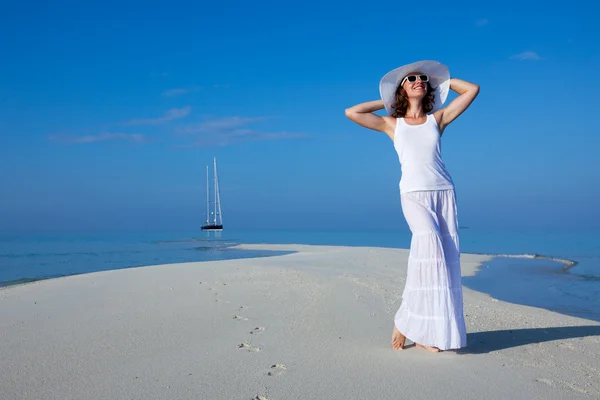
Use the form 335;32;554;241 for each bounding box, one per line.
0;243;579;291
0;247;296;290
498;253;578;271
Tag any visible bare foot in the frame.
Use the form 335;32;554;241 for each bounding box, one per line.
416;343;441;353
391;326;406;350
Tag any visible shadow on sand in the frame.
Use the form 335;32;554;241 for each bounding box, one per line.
458;326;600;354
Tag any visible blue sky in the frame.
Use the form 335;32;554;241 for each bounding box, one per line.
1;0;598;232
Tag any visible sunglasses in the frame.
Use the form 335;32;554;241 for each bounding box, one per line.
401;74;429;86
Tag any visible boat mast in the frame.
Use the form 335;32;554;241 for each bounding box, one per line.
214;157;222;225
213;157;217;225
205;165;209;225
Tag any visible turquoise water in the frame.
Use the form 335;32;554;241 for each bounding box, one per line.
1;228;599;321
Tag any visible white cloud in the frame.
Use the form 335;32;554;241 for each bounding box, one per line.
176;130;306;148
48;132;147;144
510;51;541;60
161;86;201;97
173;116;305;147
176;116;269;134
162;88;190;97
125;106;191;126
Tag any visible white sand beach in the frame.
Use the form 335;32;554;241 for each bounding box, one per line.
1;244;599;400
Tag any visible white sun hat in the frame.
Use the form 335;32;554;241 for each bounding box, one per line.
379;60;451;116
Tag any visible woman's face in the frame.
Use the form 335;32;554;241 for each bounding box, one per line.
401;71;429;98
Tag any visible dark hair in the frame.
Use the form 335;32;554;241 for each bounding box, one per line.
391;81;436;118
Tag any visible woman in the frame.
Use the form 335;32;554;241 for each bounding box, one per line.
345;60;480;352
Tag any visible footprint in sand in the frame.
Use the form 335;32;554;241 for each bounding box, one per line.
233;315;249;321
558;342;576;350
250;327;266;335
536;378;553;386
267;364;287;377
238;343;261;352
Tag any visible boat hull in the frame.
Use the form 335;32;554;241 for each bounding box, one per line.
201;224;223;231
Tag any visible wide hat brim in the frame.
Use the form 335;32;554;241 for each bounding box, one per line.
379;60;450;116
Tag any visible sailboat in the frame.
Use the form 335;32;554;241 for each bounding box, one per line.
201;157;223;231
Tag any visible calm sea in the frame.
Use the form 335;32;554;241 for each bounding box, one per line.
1;228;599;321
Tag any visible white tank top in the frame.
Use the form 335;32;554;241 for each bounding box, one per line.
393;114;454;193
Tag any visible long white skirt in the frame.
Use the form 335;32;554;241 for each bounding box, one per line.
394;189;467;350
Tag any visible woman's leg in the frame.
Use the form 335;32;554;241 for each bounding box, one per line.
436;189;467;348
393;190;466;351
